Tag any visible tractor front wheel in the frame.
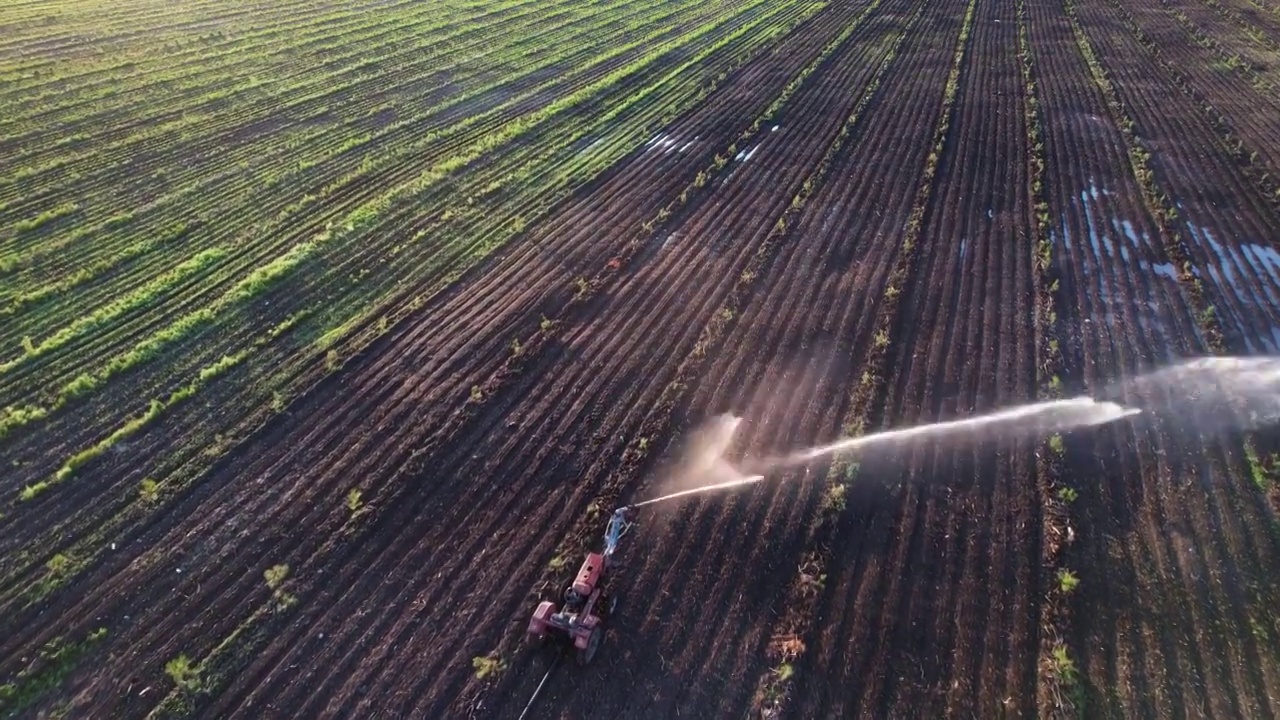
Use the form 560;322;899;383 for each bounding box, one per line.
577;627;601;666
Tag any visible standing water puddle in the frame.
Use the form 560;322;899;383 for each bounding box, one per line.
1065;181;1180;345
645;133;686;154
1176;205;1280;351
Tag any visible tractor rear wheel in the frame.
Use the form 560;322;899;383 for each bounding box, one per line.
577;627;601;666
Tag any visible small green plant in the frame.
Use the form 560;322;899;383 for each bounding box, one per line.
844;418;865;437
885;285;899;299
345;488;363;512
1036;247;1052;272
574;277;590;296
46;553;70;575
325;349;339;371
539;315;556;332
873;329;889;348
165;654;201;692
139;478;160;504
637;437;650;452
1048;434;1065;456
1244;442;1274;490
1057;568;1080;593
1057;486;1079;503
798;563;827;595
264;564;296;610
264;564;289;590
762;680;785;704
1049;644;1078;683
821;483;847;513
470;385;483;402
271;391;286;413
21;335;35;354
1198;304;1217;326
775;662;795;682
548;554;567;571
1049;375;1063;393
472;654;504;680
510;338;523;356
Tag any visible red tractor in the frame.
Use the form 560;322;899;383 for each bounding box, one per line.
526;507;631;665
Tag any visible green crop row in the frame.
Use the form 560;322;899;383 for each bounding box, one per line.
1;0;600;180
0;0;728;402
1;248;226;374
0;232;323;444
753;0;977;712
747;20;929;719
0;0;634;258
204;0;789;345
87;5;830;705
1098;0;1280;525
0;626;107;718
30;0;751;401
0;0;713;354
0;0;801;616
1015;0;1082;714
0;311;310;607
0;0;583;248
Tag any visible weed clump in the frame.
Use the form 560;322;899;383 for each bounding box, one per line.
471;653;504;680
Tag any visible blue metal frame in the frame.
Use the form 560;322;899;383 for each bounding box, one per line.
603;507;631;558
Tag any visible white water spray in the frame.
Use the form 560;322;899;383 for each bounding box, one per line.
634;413;766;507
633;397;1141;509
630;474;765;509
1102;356;1280;431
762;397;1140;470
627;355;1280;510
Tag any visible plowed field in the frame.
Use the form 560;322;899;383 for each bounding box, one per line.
3;0;1280;717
